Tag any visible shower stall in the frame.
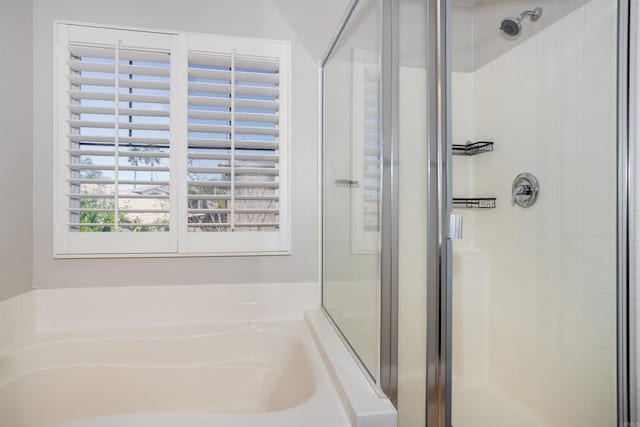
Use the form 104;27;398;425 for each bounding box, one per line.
320;0;636;426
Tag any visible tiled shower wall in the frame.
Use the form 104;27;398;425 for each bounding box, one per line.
453;0;617;425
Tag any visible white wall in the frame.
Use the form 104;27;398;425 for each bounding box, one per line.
452;0;617;425
452;6;474;73
31;0;348;289
0;0;33;301
457;0;590;71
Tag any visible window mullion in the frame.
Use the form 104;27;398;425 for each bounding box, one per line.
128;60;133;136
174;34;189;252
230;50;236;232
114;41;121;231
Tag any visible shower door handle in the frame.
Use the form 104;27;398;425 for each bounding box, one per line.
448;213;463;240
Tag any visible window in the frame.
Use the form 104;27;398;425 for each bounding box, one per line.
55;23;290;256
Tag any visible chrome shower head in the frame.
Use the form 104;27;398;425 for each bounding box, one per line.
500;17;521;36
499;7;542;37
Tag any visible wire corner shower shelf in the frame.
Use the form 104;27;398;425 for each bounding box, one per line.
452;141;494;156
453;197;497;209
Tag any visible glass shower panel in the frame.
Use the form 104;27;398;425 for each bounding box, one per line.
322;0;381;378
451;0;618;426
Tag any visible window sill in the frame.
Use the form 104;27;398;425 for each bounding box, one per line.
53;250;292;259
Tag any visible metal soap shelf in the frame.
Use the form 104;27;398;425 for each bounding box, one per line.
452;141;494;156
453;197;496;209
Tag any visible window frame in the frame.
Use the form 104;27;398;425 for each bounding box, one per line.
53;21;292;258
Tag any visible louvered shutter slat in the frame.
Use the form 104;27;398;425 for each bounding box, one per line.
67;193;169;200
68;90;170;104
235;71;279;85
68;105;170;117
68;135;170;145
68;60;170;76
187;96;232;108
68;76;170;90
68;120;170;131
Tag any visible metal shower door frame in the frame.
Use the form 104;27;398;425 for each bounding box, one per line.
319;0;452;421
617;0;636;425
428;0;637;426
318;0;397;399
425;0;451;426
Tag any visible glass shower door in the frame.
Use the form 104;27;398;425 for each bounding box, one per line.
322;0;382;380
449;0;630;426
321;0;438;423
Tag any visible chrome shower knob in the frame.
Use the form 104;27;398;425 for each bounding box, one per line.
511;173;539;208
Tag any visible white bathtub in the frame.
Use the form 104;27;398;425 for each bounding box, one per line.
0;321;352;427
0;284;396;427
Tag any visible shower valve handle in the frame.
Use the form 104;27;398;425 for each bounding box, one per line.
514;184;533;196
511;173;540;208
511;184;533;206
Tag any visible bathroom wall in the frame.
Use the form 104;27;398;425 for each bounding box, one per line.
453;0;617;425
451;6;475;73
31;0;348;289
0;0;33;302
457;0;590;71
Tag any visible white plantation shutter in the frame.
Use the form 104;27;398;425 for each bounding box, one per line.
55;24;290;256
56;25;178;254
361;68;381;231
351;50;380;254
182;34;289;253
